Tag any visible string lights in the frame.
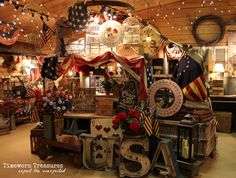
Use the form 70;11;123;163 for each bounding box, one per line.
140;0;236;33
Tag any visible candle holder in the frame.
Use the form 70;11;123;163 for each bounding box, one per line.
177;119;199;163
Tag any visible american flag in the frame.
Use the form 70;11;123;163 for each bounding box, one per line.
147;66;153;87
40;22;54;47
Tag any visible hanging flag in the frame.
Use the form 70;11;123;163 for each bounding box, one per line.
146;66;153;88
40;22;54;47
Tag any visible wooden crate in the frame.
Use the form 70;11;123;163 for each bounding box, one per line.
198;118;217;140
198;134;217;158
30;128;44;154
214;111;232;133
96;98;114;116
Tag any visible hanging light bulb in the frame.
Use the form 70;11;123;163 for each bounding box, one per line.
14;4;19;11
0;0;4;7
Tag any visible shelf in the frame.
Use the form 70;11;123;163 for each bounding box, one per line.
15;116;30;122
63;112;114;120
153;74;173;78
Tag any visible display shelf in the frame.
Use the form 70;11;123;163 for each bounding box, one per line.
63;112;114;119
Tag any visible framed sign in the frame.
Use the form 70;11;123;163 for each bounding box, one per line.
117;79;138;112
73;88;96;113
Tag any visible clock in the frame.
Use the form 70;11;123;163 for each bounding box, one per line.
141;26;160;58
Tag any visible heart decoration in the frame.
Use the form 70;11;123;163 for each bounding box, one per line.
96;153;103;159
95;144;103;151
112;125;118;130
95;125;102;131
103;127;111;133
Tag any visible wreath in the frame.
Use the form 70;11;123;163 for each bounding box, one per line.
192;15;225;46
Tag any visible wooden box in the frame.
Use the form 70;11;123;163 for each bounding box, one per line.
198;134;217;158
198;118;217;140
96;98;114;116
214;111;232;133
30;128;44;154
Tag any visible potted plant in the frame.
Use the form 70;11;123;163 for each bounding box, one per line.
101;71;114;95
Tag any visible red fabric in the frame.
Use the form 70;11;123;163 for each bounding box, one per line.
58;51;147;100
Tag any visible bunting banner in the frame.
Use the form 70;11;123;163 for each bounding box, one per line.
0;22;20;45
182;74;207;101
58;51;147;100
141;111;160;137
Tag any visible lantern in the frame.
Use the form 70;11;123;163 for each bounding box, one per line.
177;119;199;163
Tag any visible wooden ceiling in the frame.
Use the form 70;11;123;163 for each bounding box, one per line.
1;0;236;55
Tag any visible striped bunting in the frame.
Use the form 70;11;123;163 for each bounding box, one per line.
141;111;160;137
182;74;207;101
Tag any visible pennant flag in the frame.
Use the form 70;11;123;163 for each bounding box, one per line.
40;22;54;47
141;111;160;137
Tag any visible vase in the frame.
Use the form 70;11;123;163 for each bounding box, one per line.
43;114;55;140
105;90;110;95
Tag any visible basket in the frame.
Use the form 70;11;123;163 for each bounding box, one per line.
30;128;44;154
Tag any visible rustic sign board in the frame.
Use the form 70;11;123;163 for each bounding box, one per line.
117;79;138;112
73;88;96;113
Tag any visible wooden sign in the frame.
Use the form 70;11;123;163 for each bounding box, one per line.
117;79;138;112
73;88;96;113
150;139;183;178
119;137;150;177
96;98;114;116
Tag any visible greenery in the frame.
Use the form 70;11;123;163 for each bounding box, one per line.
101;71;114;92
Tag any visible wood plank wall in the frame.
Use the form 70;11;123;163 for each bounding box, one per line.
135;0;236;47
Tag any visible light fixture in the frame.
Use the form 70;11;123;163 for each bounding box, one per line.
14;4;19;11
213;63;225;73
213;63;225;80
146;34;151;42
0;0;4;7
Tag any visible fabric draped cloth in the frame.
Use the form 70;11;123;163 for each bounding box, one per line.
173;50;207;101
58;51;147;100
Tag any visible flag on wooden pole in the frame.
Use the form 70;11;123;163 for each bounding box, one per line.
40;22;54;47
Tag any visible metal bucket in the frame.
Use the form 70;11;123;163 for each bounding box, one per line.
224;77;236;95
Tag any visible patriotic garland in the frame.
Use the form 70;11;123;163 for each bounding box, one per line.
0;22;20;45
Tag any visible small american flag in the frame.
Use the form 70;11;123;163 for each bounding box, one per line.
147;66;153;87
40;22;54;47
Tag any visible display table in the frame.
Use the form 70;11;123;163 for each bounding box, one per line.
63;112;114;119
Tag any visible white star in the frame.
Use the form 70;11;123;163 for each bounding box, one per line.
80;12;84;17
83;19;87;23
187;61;190;63
79;6;82;10
77;19;80;22
186;65;189;68
183;70;185;73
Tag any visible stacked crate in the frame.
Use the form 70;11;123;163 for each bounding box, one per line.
159;118;217;158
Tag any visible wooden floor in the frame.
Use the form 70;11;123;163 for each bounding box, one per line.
0;123;236;178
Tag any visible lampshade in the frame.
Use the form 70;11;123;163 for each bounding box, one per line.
213;63;225;73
